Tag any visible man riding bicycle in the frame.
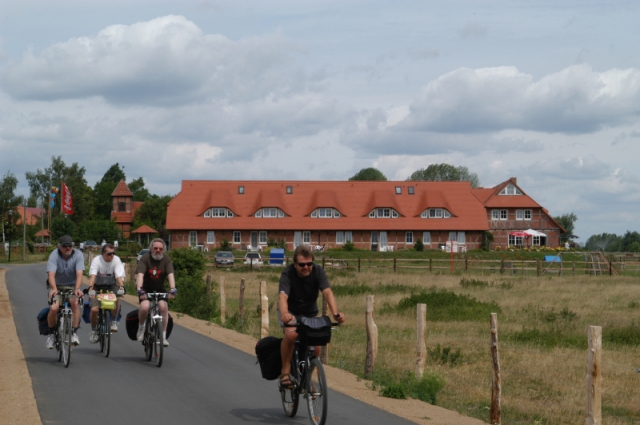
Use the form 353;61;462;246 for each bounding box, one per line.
45;235;84;349
278;245;345;388
135;238;176;347
88;243;125;343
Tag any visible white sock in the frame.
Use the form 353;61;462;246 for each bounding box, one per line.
138;324;144;330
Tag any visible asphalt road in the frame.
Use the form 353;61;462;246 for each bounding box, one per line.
6;263;414;425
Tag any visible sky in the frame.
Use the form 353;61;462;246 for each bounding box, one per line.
1;0;639;243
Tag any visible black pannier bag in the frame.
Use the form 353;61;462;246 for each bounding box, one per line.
125;309;174;341
298;315;332;346
37;307;51;335
255;336;283;380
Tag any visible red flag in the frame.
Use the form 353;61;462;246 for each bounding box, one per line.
61;182;74;215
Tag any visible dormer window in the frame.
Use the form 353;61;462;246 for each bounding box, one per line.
499;184;522;195
203;208;233;218
369;208;399;218
286;186;293;194
408;186;415;195
255;208;285;218
238;186;245;194
395;186;401;194
420;208;451;218
311;208;341;218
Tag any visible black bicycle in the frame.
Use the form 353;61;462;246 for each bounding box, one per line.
280;319;337;425
142;292;167;367
51;288;76;368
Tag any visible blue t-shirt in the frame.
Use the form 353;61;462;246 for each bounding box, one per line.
46;248;85;286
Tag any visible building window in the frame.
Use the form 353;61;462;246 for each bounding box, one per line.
238;186;244;194
255;209;262;218
311;210;317;218
207;231;215;244
256;208;283;218
492;210;500;220
189;231;197;247
500;184;522;195
303;231;311;244
227;210;234;218
370;208;398;218
208;208;227;217
406;231;413;243
286;186;293;194
500;210;508;220
345;231;353;243
449;231;457;242
408;186;414;195
524;210;532;220
259;231;267;244
369;210;375;218
233;231;241;244
312;208;340;218
336;231;344;244
204;209;211;218
118;201;126;212
395;186;401;194
423;231;431;244
509;235;523;246
443;210;451;218
516;210;524;220
334;210;341;218
426;208;444;218
457;232;465;243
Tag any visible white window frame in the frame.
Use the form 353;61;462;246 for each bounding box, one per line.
227;209;234;218
345;231;353;243
233;231;241;244
449;231;457;242
255;209;262;218
516;210;524;220
457;232;465;244
303;231;311;244
444;210;451;218
336;231;344;244
405;231;413;244
509;235;523;246
392;210;398;218
207;231;215;244
500;210;508;220
369;210;375;218
311;210;317;218
408;186;415;195
532;236;541;246
189;231;197;247
423;231;431;244
492;210;500;220
204;209;211;218
524;209;532;220
500;183;522;195
259;231;267;244
395;186;401;194
334;210;341;218
278;210;284;218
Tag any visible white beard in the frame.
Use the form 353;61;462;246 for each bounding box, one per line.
151;252;164;261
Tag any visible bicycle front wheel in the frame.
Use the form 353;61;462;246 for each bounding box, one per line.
56;316;63;362
152;318;163;367
144;319;153;361
281;384;299;417
102;310;111;358
306;358;327;425
62;314;72;368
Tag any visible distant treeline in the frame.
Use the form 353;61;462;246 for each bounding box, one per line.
583;231;640;252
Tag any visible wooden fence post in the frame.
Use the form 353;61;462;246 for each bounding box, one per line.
320;296;329;364
239;278;245;321
205;274;212;295
393;257;396;272
429;258;432;272
364;295;378;378
537;260;541;276
322;257;325;269
260;280;269;338
219;276;226;325
490;313;501;425
358;258;361;272
465;258;468;272
416;303;427;377
586;325;602;425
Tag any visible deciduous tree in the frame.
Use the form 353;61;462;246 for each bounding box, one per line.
349;168;387;181
407;164;480;188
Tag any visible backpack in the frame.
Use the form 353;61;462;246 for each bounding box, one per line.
125;309;174;341
37;307;51;335
255;336;283;380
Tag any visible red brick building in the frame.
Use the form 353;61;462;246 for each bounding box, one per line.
110;180;143;239
165;178;564;251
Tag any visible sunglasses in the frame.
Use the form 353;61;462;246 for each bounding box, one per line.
296;261;314;268
104;252;115;256
61;244;73;248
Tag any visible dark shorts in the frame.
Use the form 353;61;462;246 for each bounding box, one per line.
138;294;169;304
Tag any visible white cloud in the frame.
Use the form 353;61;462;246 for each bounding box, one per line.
1;15;301;106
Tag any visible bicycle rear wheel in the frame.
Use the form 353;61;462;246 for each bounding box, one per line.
102;310;111;358
144;318;153;361
61;314;72;368
152;318;163;367
306;358;327;425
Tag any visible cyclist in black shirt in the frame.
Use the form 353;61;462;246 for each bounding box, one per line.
278;245;345;387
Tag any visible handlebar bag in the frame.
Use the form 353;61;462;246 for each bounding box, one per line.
298;315;332;346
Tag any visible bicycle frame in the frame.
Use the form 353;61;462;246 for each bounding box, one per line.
53;289;75;368
142;292;167;368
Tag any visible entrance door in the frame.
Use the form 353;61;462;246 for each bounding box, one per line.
294;231;302;249
371;231;378;251
251;231;258;248
380;231;388;248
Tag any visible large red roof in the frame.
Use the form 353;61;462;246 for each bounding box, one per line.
166;180;490;231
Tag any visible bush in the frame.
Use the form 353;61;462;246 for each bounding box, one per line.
414;238;424;251
481;231;494;251
371;370;445;404
343;240;355;251
220;238;231;251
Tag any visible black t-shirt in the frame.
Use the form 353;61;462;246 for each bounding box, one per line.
135;253;174;292
279;263;330;317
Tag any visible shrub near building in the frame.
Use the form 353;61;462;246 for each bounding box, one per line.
169;248;218;320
